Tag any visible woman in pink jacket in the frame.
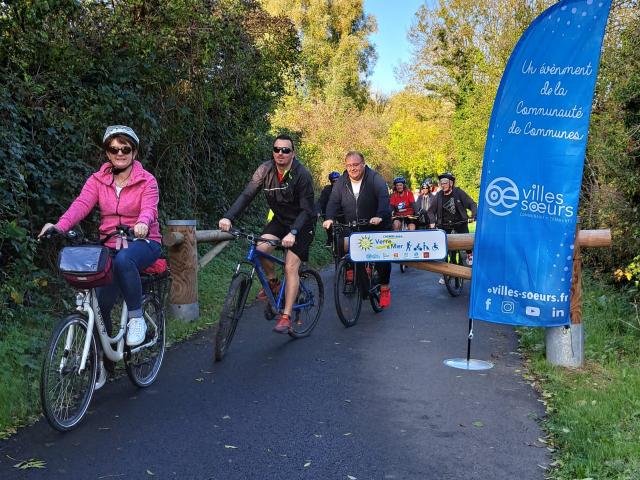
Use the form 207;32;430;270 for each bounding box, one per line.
39;126;162;361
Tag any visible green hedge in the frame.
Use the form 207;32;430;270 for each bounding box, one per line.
0;0;299;317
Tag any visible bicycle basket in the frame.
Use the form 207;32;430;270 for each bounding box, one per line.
58;245;113;289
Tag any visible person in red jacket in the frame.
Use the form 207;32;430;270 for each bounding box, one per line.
39;126;162;371
389;176;416;231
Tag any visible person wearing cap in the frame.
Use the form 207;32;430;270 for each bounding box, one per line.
389;176;416;231
414;179;436;228
38;125;162;387
315;171;341;246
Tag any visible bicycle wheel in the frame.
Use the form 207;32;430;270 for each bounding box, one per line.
289;268;324;338
215;272;251;361
444;250;465;297
369;266;383;313
334;258;362;327
125;294;165;387
40;314;97;432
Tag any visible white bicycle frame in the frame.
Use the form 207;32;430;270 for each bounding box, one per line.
61;288;159;374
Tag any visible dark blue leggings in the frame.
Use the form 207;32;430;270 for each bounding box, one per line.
97;240;162;332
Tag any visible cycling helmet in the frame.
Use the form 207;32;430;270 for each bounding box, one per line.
421;179;433;189
393;176;406;185
438;172;455;182
103;125;139;149
328;171;340;181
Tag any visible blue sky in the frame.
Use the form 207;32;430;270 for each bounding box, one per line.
364;0;428;95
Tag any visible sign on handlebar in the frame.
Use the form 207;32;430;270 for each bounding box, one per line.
349;229;448;263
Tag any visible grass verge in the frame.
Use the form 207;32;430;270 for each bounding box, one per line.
519;275;640;479
0;221;333;436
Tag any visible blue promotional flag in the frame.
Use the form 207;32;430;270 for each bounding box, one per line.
469;0;612;327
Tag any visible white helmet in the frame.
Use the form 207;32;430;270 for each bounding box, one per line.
103;125;139;148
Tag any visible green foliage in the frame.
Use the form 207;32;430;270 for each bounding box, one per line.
581;5;640;280
519;276;640;479
261;0;376;108
0;0;299;315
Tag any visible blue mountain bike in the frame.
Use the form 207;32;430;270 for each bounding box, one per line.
214;229;324;361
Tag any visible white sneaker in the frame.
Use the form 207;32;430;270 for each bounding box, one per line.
438;277;445;285
126;317;147;346
95;360;107;390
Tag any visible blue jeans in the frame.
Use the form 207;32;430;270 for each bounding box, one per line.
97;240;162;332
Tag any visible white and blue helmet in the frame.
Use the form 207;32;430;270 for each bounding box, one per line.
103;125;139;148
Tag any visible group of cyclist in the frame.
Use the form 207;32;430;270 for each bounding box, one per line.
218;135;477;333
39;127;477;364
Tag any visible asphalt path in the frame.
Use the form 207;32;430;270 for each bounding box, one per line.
1;265;548;479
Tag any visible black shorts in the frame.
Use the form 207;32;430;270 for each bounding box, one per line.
262;219;315;262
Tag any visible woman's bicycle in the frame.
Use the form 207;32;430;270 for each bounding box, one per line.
437;220;473;297
330;220;384;327
214;228;324;361
392;214;418;273
39;227;170;431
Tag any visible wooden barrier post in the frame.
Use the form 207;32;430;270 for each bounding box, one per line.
166;220;199;322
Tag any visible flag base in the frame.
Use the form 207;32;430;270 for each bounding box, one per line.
443;358;494;370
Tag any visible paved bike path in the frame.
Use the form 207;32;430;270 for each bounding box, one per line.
0;266;548;479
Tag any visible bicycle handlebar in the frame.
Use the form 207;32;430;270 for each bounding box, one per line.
331;219;373;229
436;218;475;228
228;228;282;247
39;225;139;245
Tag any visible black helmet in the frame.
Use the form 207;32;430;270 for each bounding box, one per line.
438;172;455;182
328;171;340;181
393;176;406;185
421;179;433;189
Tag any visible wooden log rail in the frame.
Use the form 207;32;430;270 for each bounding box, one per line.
406;229;611;281
164;219;611;324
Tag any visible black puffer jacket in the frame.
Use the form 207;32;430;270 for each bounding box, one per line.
325;167;391;226
224;158;314;231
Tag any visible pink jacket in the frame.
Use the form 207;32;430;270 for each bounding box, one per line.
56;160;162;248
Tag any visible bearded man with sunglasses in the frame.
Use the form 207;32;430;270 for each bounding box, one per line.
219;134;315;334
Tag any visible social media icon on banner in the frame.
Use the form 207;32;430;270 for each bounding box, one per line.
485;298;492;310
501;301;515;314
525;306;540;317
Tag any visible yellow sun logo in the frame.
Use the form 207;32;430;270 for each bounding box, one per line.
358;236;373;251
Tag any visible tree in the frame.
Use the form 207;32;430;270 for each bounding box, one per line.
260;0;377;108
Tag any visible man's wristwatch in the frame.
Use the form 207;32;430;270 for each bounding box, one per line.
290;229;298;236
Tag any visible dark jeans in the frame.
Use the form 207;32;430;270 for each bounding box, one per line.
97;240;162;332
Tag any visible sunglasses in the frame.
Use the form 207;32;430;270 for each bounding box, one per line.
273;146;293;154
107;146;133;155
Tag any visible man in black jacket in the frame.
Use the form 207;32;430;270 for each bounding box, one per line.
219;134;315;334
322;151;393;308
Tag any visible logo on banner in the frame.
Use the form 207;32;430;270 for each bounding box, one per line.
486;176;575;220
486;177;519;216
